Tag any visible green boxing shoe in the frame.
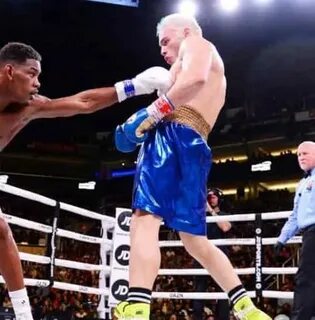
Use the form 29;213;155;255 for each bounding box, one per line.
114;301;150;320
233;296;272;320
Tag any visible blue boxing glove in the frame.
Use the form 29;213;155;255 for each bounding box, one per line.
123;108;153;143
115;125;137;153
123;95;175;143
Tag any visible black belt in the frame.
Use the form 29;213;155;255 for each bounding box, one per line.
303;224;315;233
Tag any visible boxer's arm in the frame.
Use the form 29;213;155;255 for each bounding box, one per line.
124;38;213;135
29;66;172;120
165;36;213;106
206;202;231;232
29;87;118;119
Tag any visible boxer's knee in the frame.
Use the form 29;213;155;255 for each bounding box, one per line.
0;216;12;241
180;232;213;262
130;210;161;260
131;209;161;235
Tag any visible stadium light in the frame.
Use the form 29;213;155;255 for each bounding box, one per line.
178;0;198;17
220;0;240;12
86;0;139;7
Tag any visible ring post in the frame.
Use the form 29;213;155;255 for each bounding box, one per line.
255;213;263;308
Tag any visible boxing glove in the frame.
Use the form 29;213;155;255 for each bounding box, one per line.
115;67;173;102
115;125;137;153
123;95;174;143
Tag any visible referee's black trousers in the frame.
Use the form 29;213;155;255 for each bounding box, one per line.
291;226;315;320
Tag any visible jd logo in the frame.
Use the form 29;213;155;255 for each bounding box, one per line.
112;280;129;300
115;245;130;266
118;211;132;232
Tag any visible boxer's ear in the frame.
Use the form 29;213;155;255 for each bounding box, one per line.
4;64;14;80
183;27;191;37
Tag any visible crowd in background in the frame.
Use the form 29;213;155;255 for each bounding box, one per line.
0;189;299;319
0;241;296;320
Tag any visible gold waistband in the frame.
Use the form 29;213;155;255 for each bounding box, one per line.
164;105;211;140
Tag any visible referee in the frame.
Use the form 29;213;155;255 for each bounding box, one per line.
275;141;315;320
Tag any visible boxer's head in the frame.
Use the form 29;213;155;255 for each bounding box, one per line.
0;42;41;104
157;14;202;65
297;141;315;172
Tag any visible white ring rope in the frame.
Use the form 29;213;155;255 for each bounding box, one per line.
19;252;50;264
60;202;112;226
0;183;56;207
3;213;53;233
4;213;113;247
263;291;293;299
152;291;256;300
56;228;112;246
206;211;291;223
261;211;292;220
19;251;111;272
0;276;109;296
0;183;115;228
53;281;109;296
263;267;298;275
0;182;298;304
157;267;297;276
158;268;256;276
0;182;113;312
159;236;302;247
151;290;294;300
55;258;111;272
262;236;302;245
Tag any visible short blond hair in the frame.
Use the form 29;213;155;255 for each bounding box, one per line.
156;13;202;38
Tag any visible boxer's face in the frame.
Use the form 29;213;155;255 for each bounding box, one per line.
297;143;315;172
6;59;41;104
159;27;184;65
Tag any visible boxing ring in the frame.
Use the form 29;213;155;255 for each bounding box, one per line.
0;182;115;319
0;181;299;319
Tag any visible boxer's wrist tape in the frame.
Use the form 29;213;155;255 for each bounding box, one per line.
123;80;136;98
147;95;175;123
154;94;174;116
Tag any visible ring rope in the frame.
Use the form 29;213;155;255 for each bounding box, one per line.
157;267;297;276
206;210;291;223
0;181;299;315
19;252;111;272
159;236;301;247
0;183;115;227
0;182;113;318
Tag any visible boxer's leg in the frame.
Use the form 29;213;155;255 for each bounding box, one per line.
0;209;33;320
180;232;271;320
128;210;162;289
114;210;161;320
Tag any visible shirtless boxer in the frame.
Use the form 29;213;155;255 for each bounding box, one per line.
114;14;271;320
0;42;172;320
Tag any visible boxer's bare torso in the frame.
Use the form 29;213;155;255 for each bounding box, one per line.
0;103;35;151
169;39;226;130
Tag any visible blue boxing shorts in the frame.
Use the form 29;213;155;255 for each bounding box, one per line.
132;106;212;236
